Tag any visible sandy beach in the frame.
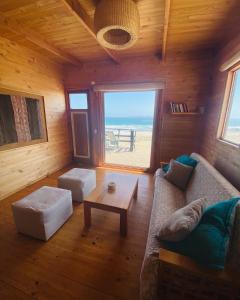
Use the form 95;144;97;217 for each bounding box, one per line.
105;128;240;168
105;131;153;168
224;128;240;144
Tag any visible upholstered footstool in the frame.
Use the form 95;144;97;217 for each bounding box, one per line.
57;168;96;202
12;186;73;241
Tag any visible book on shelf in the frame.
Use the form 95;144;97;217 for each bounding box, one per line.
169;102;189;113
184;103;189;112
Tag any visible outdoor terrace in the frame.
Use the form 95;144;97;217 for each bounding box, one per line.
105;128;153;168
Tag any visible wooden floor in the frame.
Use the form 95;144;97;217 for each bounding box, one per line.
0;165;154;300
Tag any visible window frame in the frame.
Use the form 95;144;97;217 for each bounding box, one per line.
66;89;92;161
68;91;89;110
218;64;240;148
0;88;48;151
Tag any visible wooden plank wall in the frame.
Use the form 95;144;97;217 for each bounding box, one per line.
0;36;72;200
200;34;240;190
64;51;213;165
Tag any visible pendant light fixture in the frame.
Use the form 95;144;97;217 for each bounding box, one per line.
94;0;140;50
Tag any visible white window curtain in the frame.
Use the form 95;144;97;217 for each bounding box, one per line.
92;81;165;92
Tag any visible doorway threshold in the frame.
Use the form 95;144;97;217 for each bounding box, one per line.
99;163;148;174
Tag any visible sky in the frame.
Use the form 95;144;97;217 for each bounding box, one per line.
104;91;156;118
229;69;240;119
69;93;88;109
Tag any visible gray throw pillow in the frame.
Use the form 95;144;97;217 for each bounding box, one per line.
157;198;207;242
164;159;193;190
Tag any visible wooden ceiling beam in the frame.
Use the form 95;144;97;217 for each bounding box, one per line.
61;0;120;64
0;13;82;66
162;0;171;61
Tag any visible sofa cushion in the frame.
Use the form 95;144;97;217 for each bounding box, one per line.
228;205;240;271
186;154;240;270
186;153;239;205
157;197;206;242
164;197;240;269
163;154;198;173
164;159;193;191
144;169;187;257
140;169;186;300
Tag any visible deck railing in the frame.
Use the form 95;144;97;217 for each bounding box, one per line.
105;128;136;152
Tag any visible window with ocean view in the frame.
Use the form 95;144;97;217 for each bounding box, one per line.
104;91;156;168
221;67;240;146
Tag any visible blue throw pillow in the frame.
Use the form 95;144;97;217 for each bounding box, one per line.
163;197;240;269
163;155;198;173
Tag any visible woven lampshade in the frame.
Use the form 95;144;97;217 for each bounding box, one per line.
94;0;140;50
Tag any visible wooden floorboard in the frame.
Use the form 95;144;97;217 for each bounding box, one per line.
0;165;154;300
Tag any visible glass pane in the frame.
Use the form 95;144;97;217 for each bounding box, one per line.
69;93;88;109
26;98;42;140
0;94;46;147
104;91;156;168
0;94;17;145
223;69;240;145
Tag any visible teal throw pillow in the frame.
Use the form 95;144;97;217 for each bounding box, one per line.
162;197;240;269
163;154;198;173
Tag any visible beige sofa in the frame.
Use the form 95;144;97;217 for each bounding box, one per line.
140;153;240;300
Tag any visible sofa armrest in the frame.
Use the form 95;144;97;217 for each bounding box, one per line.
158;248;240;299
159;248;234;283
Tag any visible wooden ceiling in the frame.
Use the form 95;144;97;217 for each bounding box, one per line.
0;0;239;65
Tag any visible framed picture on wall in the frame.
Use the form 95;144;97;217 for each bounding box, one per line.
0;88;48;150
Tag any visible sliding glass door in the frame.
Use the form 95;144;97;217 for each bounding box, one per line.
104;91;156;169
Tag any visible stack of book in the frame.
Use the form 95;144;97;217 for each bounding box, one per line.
170;102;188;113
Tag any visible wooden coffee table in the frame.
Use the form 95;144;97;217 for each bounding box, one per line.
83;172;139;236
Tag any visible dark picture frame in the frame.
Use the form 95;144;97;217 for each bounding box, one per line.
0;88;48;151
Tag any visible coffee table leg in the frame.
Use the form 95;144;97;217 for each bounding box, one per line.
133;181;138;199
120;210;127;236
84;202;91;228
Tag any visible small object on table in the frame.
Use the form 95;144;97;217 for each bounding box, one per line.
108;182;116;192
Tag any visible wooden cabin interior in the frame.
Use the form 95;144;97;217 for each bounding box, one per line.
0;0;240;299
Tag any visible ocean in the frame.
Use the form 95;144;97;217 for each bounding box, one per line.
105;117;153;131
105;117;240;131
228;118;240;128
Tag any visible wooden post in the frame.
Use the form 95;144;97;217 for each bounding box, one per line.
84;202;92;228
133;181;138;200
120;210;127;236
130;130;134;152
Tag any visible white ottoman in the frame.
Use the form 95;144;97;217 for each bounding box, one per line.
12;186;73;241
57;168;96;202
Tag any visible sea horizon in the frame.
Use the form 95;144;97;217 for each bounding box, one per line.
228;118;240;128
105;116;154;131
105;116;240;131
